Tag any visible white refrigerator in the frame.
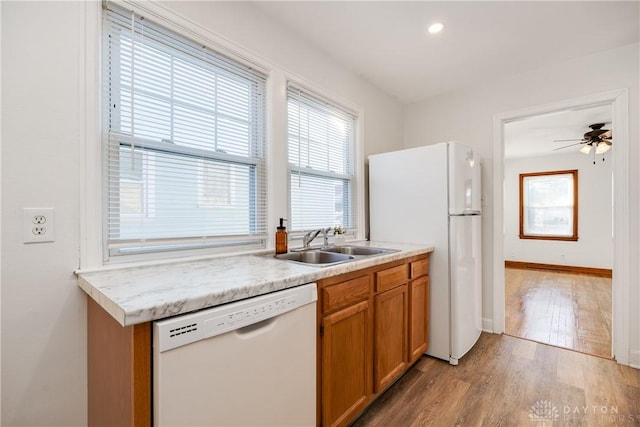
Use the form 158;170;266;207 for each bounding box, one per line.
369;142;482;365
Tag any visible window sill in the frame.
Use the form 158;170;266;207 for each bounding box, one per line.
518;235;579;242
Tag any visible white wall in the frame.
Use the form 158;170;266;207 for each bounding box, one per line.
504;152;613;269
1;2;86;425
404;43;639;362
1;1;404;425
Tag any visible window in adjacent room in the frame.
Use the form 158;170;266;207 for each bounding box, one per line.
519;169;578;241
103;4;267;259
286;85;358;236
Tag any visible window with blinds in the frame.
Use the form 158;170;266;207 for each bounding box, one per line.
103;4;267;258
287;86;357;234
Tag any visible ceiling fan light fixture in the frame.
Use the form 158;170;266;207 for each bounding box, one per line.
595;141;611;154
579;144;593;155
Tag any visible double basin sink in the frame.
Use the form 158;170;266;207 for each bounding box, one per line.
275;245;398;267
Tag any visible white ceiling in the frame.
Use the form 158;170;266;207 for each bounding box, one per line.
252;1;637;158
253;1;639;105
503;104;612;159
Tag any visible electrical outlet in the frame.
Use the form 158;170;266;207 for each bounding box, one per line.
33;215;47;224
23;208;55;243
32;226;46;235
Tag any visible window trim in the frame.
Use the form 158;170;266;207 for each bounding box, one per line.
519;169;578;242
519;169;579;241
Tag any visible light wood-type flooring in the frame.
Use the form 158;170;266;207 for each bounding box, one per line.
504;267;612;359
351;333;640;426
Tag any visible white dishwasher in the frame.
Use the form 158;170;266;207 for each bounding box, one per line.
153;283;317;427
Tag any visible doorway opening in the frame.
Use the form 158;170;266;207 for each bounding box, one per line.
492;89;630;365
502;105;613;358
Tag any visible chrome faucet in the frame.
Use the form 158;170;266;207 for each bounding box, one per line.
302;227;332;249
319;227;331;248
302;229;320;248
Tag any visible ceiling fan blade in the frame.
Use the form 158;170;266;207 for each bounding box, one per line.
553;138;583;142
601;130;612;139
553;142;584;151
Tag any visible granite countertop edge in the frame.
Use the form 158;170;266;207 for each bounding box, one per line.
77;241;434;327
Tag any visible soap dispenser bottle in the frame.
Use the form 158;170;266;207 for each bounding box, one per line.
275;218;288;254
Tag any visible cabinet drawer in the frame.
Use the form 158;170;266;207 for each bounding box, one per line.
410;258;429;279
322;275;371;314
375;264;408;292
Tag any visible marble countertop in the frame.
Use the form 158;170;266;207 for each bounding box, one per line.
77;241;433;327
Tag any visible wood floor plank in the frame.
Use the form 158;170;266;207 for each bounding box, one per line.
505;267;612;358
512;336;537;360
616;364;640;388
557;349;586;390
352;359;446;427
582;355;622;413
407;376;470;426
350;333;640;427
351;368;423;427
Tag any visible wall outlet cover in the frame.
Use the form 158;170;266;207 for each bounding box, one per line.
23;208;55;243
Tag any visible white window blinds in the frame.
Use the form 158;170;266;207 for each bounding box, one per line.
287;85;357;234
103;4;267;258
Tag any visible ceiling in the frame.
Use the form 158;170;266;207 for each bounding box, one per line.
253;1;639;105
252;1;637;158
503;104;612;159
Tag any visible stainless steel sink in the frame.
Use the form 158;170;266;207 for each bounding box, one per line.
321;245;398;256
275;250;355;265
273;244;398;266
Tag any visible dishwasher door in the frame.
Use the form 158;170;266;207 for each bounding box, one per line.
153;283;317;427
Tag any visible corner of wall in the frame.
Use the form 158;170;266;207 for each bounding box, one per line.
482;317;494;333
629;349;640;370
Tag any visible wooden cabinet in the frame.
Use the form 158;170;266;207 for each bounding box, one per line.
408;258;430;362
408;276;429;362
321;300;372;427
317;253;430;426
374;284;408;391
319;272;372;427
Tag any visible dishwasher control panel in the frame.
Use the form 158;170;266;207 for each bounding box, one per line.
154;283;318;352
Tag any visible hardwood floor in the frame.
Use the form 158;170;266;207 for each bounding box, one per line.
505;267;612;359
351;333;640;426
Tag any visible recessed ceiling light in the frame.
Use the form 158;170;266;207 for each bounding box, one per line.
428;22;444;34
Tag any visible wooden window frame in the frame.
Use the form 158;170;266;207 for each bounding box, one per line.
519;169;578;241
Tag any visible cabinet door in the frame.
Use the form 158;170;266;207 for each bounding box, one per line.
322;300;372;427
374;284;408;392
409;276;429;362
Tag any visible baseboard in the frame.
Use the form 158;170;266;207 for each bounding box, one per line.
505;260;612;278
630;350;640;369
482;317;493;333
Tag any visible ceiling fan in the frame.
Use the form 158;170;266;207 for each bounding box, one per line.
553;123;612;156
